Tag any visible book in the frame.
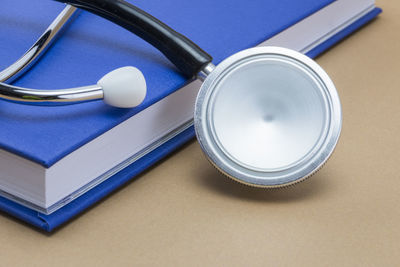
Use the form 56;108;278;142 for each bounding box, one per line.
0;0;381;231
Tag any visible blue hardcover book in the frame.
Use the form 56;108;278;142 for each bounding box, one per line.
0;0;381;231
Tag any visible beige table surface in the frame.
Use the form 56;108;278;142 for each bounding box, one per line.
1;1;399;266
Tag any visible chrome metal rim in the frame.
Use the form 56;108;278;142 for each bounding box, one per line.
194;46;342;187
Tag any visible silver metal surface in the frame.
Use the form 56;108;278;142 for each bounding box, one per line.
0;5;106;106
0;83;103;105
198;63;216;81
0;5;77;83
194;46;342;187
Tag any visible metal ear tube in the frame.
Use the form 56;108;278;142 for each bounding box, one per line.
0;66;146;108
0;5;77;83
0;4;147;108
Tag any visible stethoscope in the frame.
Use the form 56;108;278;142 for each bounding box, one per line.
1;0;342;188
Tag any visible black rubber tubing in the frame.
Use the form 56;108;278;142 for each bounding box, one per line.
53;0;213;78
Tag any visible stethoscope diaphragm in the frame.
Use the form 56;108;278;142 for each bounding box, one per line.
195;47;341;187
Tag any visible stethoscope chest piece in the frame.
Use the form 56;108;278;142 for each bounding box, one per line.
194;47;342;188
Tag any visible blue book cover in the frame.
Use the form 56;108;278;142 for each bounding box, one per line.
0;0;381;231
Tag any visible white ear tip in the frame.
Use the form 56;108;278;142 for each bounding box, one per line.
97;66;147;108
